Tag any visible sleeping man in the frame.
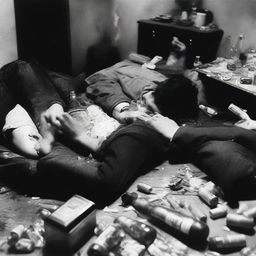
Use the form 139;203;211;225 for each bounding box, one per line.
1;40;256;205
86;37;207;124
0;59;200;206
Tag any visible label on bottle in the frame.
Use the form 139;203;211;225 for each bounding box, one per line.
164;212;193;234
94;225;119;246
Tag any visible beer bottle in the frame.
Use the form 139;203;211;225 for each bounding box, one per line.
121;192;209;242
114;216;157;247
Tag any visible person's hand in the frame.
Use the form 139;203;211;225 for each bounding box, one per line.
41;103;64;126
55;113;85;140
56;113;104;152
184;69;200;82
235;118;256;130
184;69;208;106
137;113;180;140
172;37;186;53
119;109;152;124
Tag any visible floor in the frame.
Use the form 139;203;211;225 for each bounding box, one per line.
0;113;256;256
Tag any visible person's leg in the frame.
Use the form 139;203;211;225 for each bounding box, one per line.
169;125;256;161
191;140;256;201
1;60;65;127
37;126;167;206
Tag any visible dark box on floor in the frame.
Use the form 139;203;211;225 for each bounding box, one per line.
44;194;96;253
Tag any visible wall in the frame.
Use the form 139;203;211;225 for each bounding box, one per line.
205;0;256;53
1;0;256;72
0;0;17;68
115;0;256;58
115;0;172;58
69;0;116;74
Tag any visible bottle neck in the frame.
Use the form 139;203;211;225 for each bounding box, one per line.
235;35;243;53
69;91;83;110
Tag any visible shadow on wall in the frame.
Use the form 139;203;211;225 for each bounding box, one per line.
70;0;118;74
114;0;175;58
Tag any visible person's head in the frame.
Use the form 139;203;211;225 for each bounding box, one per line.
151;74;199;122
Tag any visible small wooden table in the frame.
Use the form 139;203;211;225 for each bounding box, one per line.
197;57;256;118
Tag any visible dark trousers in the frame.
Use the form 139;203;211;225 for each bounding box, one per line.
170;125;256;200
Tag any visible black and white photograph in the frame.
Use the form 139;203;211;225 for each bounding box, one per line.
0;0;256;255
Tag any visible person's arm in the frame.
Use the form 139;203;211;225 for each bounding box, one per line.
138;113;180;141
139;113;256;157
86;72;152;123
86;72;131;115
166;36;186;69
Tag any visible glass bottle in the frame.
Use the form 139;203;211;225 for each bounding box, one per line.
193;56;202;68
222;35;232;59
121;192;209;242
238;34;247;66
229;34;247;67
87;224;125;256
229;35;241;60
114;216;157;247
68;90;82;110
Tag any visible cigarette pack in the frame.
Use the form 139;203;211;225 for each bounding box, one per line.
44;194;96;253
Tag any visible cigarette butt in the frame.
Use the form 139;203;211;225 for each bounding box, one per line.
137;183;152;194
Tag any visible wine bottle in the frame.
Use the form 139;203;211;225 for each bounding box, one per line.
114;216;157;247
121;192;209;242
87;224;125;256
68;90;83;110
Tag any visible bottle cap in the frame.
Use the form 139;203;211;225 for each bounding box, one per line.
88;243;108;256
121;192;138;206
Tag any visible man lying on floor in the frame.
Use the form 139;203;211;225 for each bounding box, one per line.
0;60;198;206
0;57;256;206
